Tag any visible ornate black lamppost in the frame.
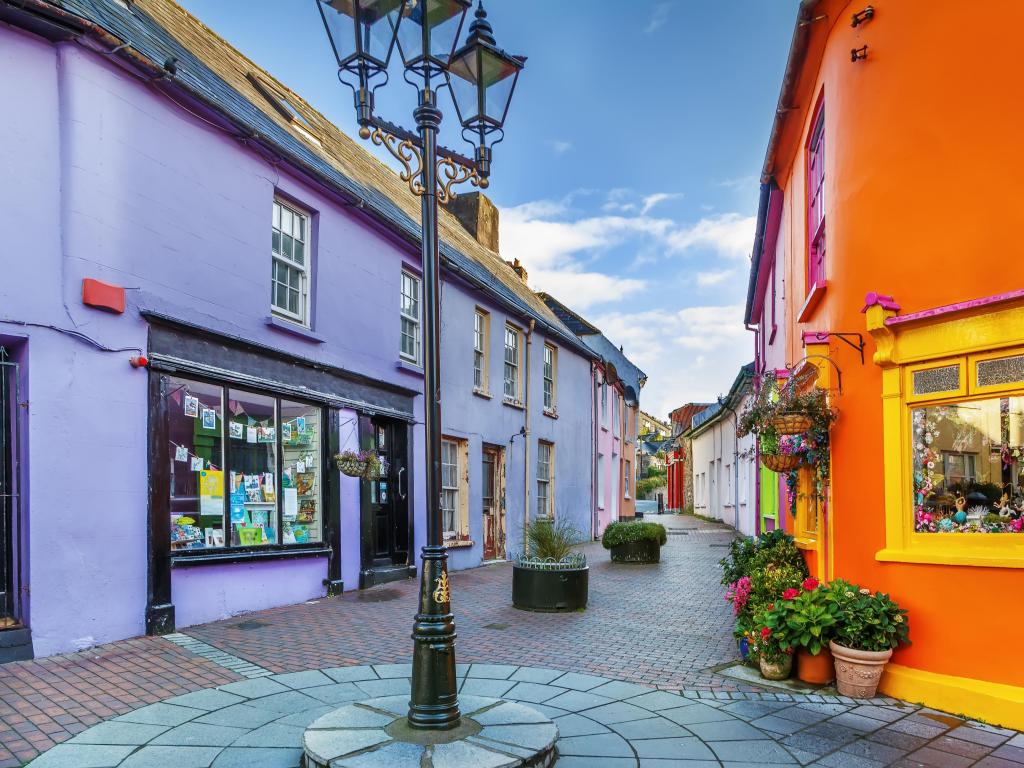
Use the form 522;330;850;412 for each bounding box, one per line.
316;0;524;731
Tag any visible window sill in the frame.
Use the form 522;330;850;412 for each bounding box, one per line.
266;315;325;344
543;408;558;419
793;536;819;551
171;546;331;567
473;388;493;400
395;359;424;377
877;544;1024;569
797;281;828;323
600;425;609;433
503;398;525;411
444;539;475;549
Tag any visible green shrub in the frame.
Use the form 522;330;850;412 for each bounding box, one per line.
526;517;581;562
719;530;808;586
601;521;667;549
827;579;910;652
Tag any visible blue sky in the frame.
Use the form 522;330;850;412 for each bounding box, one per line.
176;0;795;420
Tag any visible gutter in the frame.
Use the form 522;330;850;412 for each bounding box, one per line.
0;0;594;361
744;182;773;325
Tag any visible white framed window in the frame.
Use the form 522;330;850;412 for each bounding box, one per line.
272;199;310;325
601;379;608;423
440;437;470;542
474;309;489;391
597;453;605;508
537;441;554;518
624;459;631;499
543;343;557;412
400;271;421;364
504;324;521;402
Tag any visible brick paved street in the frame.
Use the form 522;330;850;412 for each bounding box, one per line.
3;514;1023;767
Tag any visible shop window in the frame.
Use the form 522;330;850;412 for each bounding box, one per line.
165;374;323;553
473;309;489;392
400;271;421;365
537;441;554;518
440;437;470;544
272;199;310;325
911;394;1024;534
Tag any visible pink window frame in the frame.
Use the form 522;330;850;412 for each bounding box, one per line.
806;99;826;292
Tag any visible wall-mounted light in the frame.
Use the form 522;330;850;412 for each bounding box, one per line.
130;355;149;369
851;45;868;62
851;6;875;27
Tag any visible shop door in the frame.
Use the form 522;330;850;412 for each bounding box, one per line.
0;351;20;628
482;446;505;560
363;417;410;568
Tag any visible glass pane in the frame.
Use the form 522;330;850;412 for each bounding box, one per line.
273;202;281;230
288;287;299;315
912;395;1024;534
168;376;225;550
293;240;304;266
228;390;278;546
272;230;281;254
283;233;294;259
281;400;322;544
913;364;960;396
978;355;1024;389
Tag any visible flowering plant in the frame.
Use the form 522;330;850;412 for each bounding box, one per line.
334;450;387;480
763;578;840;655
725;576;752;615
826;579;910;652
748;607;791;663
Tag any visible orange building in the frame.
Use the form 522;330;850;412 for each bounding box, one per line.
746;0;1024;727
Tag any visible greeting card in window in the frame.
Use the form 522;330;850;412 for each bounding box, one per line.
229;422;244;440
184;395;199;418
202;408;217;431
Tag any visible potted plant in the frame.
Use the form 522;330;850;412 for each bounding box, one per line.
827;580;910;698
512;517;588;612
601;521;667;563
764;577;839;684
750;612;793;681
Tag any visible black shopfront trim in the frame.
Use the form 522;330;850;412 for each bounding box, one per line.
144;315;418;634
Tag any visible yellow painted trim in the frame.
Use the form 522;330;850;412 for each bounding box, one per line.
877;545;1024;569
903;356;966;404
793;537;818;551
880;663;1024;730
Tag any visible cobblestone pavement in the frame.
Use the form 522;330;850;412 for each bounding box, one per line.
4;515;1024;767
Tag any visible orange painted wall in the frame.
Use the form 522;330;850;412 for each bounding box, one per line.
769;0;1024;689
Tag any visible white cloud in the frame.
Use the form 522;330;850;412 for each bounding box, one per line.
592;304;752;419
549;139;573;155
532;269;646;310
666;212;756;260
716;175;758;190
696;269;734;287
645;2;672;34
641;192;683;215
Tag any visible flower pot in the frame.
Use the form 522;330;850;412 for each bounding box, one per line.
761;453;801;473
336;457;367;477
772;413;813;435
796;646;834;685
738;638;750;660
759;654;793;681
512;564;588;612
829;641;893;698
609;539;661;563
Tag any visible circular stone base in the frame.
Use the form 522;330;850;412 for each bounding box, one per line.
302;696;557;768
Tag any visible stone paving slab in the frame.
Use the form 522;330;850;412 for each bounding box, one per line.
18;663;1024;768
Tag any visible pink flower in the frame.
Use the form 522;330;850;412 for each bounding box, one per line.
783;588;800;600
802;577;819;591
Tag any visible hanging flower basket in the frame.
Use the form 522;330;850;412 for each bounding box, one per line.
772;412;813;436
761;453;802;473
335;451;369;478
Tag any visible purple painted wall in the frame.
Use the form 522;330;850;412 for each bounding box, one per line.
0;24;595;656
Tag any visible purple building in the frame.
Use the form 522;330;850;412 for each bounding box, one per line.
0;0;597;660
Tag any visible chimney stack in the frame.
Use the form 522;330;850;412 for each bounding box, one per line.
443;191;500;253
505;258;529;284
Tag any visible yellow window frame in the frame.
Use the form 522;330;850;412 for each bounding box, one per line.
865;299;1024;569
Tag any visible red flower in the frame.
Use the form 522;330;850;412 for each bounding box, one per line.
760;627;771;639
783;588;800;600
767;603;775;611
803;577;820;591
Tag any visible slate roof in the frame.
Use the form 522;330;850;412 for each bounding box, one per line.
21;0;593;358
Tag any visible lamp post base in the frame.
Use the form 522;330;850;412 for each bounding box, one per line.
408;545;460;730
303;696;558;768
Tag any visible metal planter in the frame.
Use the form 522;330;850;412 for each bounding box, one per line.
512;564;589;612
609;539;661;564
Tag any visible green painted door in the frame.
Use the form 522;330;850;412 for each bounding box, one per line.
759;464;779;533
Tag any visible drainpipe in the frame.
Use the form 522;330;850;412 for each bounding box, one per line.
522;319;535;554
592;363;599;539
747;323;762;534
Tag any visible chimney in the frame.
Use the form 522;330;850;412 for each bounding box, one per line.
505;258;529;284
443;191;499;253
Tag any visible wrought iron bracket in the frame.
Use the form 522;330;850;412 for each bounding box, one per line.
805;331;867;365
358;117;488;201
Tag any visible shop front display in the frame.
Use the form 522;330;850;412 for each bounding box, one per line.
165;374;324;555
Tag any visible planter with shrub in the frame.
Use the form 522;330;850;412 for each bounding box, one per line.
512;517;588;612
602;521;667;563
762;577;839;684
827;580;910;697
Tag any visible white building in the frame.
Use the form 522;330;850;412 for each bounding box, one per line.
688;364;757;536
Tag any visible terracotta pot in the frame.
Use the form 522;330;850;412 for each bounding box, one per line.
829;641;893;698
796;646;834;685
759;654;793;681
761;453;801;473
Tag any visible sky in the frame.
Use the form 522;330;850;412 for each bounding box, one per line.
176;0;796;422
